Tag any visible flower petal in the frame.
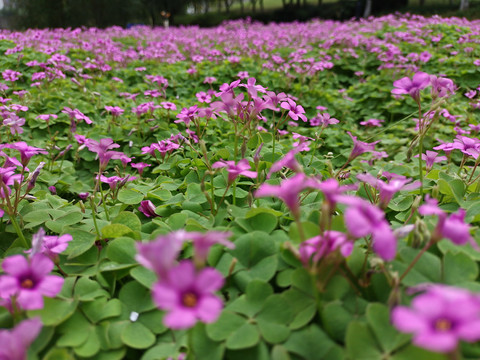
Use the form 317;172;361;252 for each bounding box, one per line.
37;275;64;297
163;308;197;330
195;295;223;323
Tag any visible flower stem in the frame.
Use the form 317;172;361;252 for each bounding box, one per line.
418;133;424;198
99;184;110;222
89;197;101;239
9;215;29;248
399;239;433;282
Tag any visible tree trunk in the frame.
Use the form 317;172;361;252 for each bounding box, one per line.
318;0;322;5
260;0;264;12
419;0;425;6
460;0;469;10
240;0;244;13
363;0;372;17
251;0;256;12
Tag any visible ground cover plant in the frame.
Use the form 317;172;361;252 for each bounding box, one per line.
3;13;480;360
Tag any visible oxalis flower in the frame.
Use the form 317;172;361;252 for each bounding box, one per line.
392;285;480;353
0;318;42;360
337;195;397;261
419;196;477;248
27;227;72;262
152;260;224;330
0;254;64;310
299;231;353;266
212;159;257;185
255;173;320;219
392;71;431;102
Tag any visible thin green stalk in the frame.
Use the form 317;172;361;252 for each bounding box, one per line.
308;129;325;167
210;172;215;213
399;239;433;282
89;197;101;239
294;216;306;242
99;185;110;221
9;215;29;248
215;183;231;215
418;133;424;198
232;181;236;206
233;122;239;162
417;101;424;198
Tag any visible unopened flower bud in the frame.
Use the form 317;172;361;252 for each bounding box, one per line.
431;184;439;199
411;195;422;214
79;200;86;213
57;144;73;158
254;143;263;166
27;162;45;191
199;140;208;157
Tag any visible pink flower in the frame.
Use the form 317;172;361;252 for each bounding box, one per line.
240;77;267;98
131;162;151;176
0;254;64;310
138;200;158;218
316;178;357;208
86;138;123;171
105;106;124;117
392;71;431;101
203;76;216;84
280;99;307;122
215;79;241;97
299;231;353;265
415;151;447;172
268;149;302;178
212;159;257;184
79;192;89;200
28;228;72;262
309;112;339;127
338;196;396;260
0;167;21;198
161;102;177;111
356;173;420;208
346;131;380;161
255;173;319;219
392;285;480;353
2;141;48;166
0;318;43;359
175;105;198;126
419;197;476;247
188;231;234;264
61;107;92;124
196;91;212;103
465;90;477;99
99;175;136;191
360;118;384;127
36;114;58;123
3;115;25;135
2;69;22;82
152;260;224;330
135;231;186;277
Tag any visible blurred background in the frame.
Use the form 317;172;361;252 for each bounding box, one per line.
0;0;475;29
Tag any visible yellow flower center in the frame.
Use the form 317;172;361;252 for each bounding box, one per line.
435;319;452;332
21;278;34;289
182;292;198;308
